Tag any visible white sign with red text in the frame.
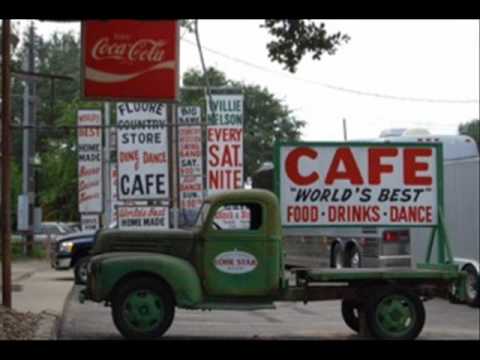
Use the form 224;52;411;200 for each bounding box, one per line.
206;94;245;229
117;103;169;201
279;144;439;226
117;206;169;230
77;110;103;213
178;106;203;220
206;94;244;195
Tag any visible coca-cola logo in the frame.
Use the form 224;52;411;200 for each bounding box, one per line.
91;37;167;63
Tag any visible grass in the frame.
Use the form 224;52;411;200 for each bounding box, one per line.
0;239;47;260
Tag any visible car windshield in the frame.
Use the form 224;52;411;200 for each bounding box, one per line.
194;202;210;228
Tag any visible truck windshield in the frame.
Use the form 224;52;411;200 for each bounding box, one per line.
194;203;211;227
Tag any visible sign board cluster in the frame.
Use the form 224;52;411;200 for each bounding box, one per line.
277;143;440;227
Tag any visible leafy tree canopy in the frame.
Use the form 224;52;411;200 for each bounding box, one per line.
458;119;480;153
182;67;305;177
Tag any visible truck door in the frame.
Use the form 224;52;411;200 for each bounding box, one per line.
202;201;271;297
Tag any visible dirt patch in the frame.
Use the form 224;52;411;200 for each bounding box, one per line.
0;305;43;340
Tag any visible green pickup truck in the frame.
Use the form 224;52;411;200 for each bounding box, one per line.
80;189;467;340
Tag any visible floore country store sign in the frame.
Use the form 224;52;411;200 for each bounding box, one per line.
277;143;440;227
178;106;203;222
206;94;244;194
117;103;169;201
77;110;103;213
81;20;179;102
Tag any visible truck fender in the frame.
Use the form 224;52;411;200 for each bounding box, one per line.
95;253;203;308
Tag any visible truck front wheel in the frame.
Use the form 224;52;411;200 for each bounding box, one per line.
366;287;425;340
112;277;175;340
341;299;360;333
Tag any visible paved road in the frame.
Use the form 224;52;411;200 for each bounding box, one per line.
59;285;480;340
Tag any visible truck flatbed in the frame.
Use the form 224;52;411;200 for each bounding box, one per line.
292;266;460;282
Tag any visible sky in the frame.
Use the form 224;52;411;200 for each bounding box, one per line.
15;19;480;141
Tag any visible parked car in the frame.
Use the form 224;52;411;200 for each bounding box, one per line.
50;222;117;284
50;230;97;284
35;222;72;243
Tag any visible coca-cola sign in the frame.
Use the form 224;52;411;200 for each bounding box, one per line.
81;20;179;102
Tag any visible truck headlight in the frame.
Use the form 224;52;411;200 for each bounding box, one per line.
59;241;74;253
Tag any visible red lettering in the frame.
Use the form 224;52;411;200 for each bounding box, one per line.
325;148;363;185
404;148;432;185
285;147;319;186
368;148;398;185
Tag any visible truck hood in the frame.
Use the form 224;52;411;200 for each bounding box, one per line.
90;228;197;260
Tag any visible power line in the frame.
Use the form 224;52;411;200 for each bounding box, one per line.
182;37;479;105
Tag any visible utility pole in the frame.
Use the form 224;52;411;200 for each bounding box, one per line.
2;19;13;308
22;23;37;256
343;118;348;141
104;102;111;227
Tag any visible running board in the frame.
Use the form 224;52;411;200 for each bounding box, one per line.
195;302;276;311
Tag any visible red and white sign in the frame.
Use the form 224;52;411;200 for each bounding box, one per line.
82;20;179;102
117;103;169;201
206;94;244;194
117;206;169;230
178;106;203;217
77;110;103;213
279;144;439;226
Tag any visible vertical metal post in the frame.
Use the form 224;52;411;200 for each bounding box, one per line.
171;103;179;228
104;102;111;227
2;19;13;308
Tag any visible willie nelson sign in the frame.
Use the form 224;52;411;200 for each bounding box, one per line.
81;20;179;102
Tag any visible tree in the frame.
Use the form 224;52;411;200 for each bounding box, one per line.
182;67;305;178
458;119;480;153
183;19;350;73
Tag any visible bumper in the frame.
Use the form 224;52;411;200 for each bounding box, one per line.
52;255;72;270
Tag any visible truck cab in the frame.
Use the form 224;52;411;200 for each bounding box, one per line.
84;190;284;315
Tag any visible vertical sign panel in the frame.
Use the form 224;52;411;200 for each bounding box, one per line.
206;94;245;229
78;109;103;213
117;103;169;201
206;94;244;195
178;106;203;224
82;20;179;102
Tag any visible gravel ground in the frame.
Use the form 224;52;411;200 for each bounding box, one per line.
0;305;45;340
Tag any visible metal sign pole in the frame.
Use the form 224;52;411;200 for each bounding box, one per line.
1;19;13;308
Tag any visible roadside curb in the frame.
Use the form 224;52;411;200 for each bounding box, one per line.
55;284;76;340
33;311;59;340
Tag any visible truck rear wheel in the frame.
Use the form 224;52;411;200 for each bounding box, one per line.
463;265;479;307
341;299;360;333
366;287;425;340
112;277;175;340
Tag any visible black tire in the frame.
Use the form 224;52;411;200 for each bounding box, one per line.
111;277;175;340
74;256;90;285
346;246;362;268
332;244;344;269
365;287;425;340
341;299;360;333
463;265;479;307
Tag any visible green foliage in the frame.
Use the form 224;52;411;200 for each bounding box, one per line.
182;67;305;177
458;119;480;153
261;20;350;73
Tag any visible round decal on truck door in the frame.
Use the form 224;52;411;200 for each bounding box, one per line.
214;250;258;274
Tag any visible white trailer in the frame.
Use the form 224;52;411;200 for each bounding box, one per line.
379;132;479;306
